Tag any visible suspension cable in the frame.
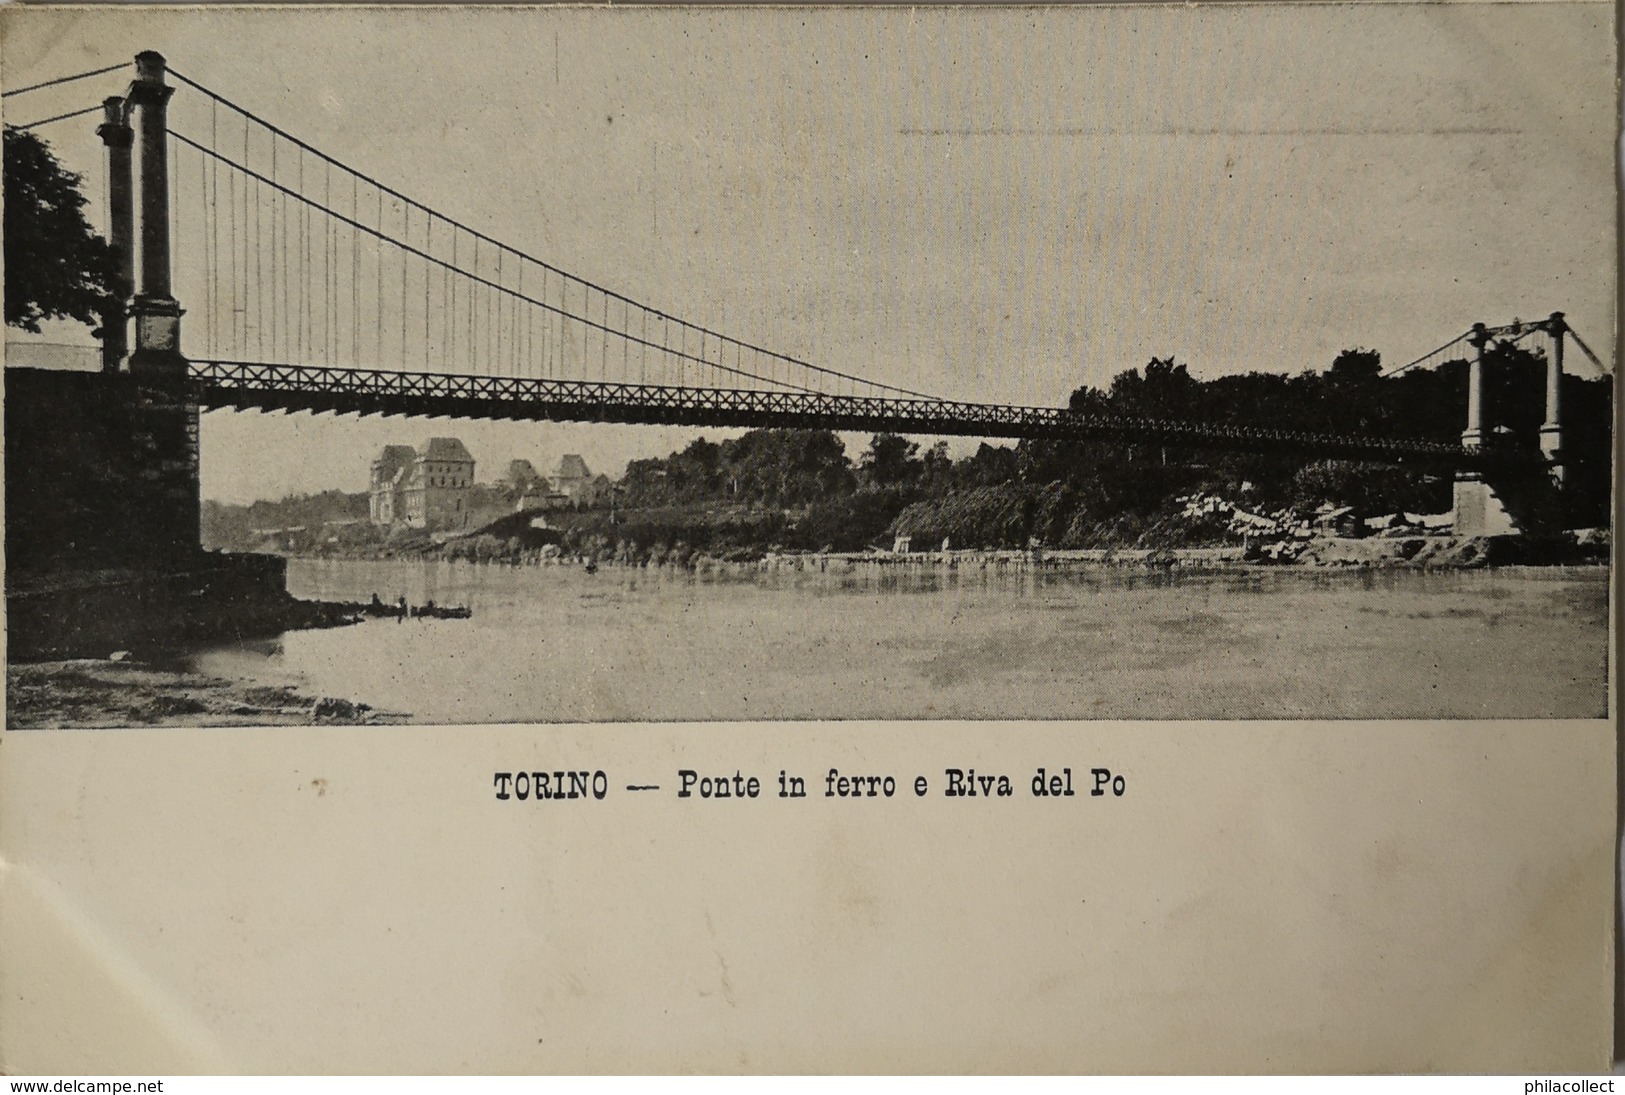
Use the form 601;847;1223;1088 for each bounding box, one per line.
4;102;105;131
2;61;127;99
166;67;941;400
1565;326;1611;375
169;128;836;395
1380;329;1472;378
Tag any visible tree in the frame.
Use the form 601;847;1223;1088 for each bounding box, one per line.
955;442;1018;489
3;127;115;333
918;440;953;493
1109;356;1198;420
1291;459;1446;516
620;457;672;507
859;433;920;489
669;436;723;499
724;429;850;505
1328;348;1382;384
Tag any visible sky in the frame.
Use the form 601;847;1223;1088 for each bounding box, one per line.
1;3;1615;504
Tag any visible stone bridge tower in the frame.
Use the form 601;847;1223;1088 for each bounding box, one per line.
96;51;202;562
1452;315;1571;538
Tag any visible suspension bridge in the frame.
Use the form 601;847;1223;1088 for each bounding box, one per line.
2;50;1611;567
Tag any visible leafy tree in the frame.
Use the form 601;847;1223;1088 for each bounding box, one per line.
1067;384;1114;416
620;457;672;506
1109;356;1198;420
918;440;953;493
3;127;116;333
955;442;1019;489
859;433;920;489
722;428;851;505
1290;460;1447;516
1327;348;1382;384
669;436;723;498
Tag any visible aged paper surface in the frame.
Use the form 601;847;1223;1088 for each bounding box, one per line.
0;1;1616;1075
1;722;1617;1074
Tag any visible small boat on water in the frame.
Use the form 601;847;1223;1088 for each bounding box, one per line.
364;594;472;620
410;602;473;620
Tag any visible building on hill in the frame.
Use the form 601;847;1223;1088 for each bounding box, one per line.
369;445;417;525
370;438;476;531
504;459;544;491
404;437;476;530
505;455;611;513
549;454;599;506
514;483;567;513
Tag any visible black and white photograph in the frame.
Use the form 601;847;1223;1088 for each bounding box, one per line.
1;4;1613;728
0;3;1617;1079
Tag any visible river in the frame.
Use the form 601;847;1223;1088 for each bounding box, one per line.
187;558;1609;722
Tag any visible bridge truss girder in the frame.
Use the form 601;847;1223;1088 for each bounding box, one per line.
189;360;1500;470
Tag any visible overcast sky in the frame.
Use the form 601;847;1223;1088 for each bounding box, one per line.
2;4;1614;504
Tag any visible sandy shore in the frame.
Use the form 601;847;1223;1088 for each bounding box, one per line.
6;659;405;730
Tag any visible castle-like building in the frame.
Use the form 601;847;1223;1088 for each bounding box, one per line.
510;454;609;511
370;438;476;531
370;442;611;531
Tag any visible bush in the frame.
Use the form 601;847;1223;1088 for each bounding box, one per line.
1291;460;1449;515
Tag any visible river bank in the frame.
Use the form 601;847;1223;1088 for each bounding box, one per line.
6;658;404;729
408;529;1609;574
4;552;377;662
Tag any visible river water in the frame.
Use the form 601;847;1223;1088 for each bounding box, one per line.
188;558;1610;722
